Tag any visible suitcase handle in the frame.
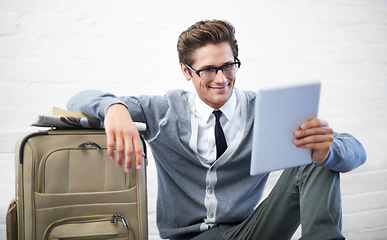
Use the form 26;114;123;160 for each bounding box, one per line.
78;141;102;150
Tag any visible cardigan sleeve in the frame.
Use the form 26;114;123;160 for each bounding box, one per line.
67;89;188;141
318;132;367;173
67;90;129;120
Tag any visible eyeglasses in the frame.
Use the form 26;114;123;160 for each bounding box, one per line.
185;58;241;81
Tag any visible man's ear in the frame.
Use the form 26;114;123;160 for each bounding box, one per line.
180;63;192;81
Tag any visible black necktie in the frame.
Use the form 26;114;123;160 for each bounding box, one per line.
213;110;227;159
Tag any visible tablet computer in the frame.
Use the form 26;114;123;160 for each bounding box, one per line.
250;80;321;176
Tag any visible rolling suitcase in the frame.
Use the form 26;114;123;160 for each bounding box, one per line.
14;129;148;240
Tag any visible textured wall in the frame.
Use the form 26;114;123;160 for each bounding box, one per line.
0;0;386;239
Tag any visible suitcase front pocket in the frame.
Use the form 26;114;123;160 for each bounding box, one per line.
43;214;134;240
37;143;135;193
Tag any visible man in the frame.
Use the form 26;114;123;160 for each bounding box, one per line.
67;20;367;240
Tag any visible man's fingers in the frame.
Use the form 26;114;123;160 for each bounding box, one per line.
122;127;144;172
293;134;333;148
104;104;143;172
124;135;143;172
294;118;334;164
300;118;329;130
293;118;334;148
106;127;143;173
294;126;333;138
294;118;333;138
123;136;134;172
133;136;144;170
115;137;125;168
106;130;116;160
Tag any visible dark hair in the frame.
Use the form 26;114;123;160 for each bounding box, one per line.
177;20;238;66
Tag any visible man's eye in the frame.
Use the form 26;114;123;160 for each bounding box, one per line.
223;65;232;70
202;68;215;73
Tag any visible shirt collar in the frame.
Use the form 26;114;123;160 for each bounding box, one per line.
195;91;237;123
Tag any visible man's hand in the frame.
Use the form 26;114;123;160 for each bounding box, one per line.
104;104;144;172
293;118;334;164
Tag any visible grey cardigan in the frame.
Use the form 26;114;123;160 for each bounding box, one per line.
67;88;366;239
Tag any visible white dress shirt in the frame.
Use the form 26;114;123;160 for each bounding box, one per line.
194;91;242;163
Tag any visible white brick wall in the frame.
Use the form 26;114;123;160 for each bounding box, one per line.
1;0;386;239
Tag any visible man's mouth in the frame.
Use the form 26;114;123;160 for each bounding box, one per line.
209;83;229;90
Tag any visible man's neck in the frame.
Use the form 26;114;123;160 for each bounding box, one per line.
195;91;237;123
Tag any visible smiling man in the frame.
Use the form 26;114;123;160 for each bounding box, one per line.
182;42;237;109
67;20;366;240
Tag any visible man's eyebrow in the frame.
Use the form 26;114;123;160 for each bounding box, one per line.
197;64;216;70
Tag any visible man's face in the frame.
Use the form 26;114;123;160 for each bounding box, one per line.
182;42;236;109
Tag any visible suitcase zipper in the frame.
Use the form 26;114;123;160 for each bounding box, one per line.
110;214;130;228
42;214;133;240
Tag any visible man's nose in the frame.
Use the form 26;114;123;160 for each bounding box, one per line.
213;69;226;83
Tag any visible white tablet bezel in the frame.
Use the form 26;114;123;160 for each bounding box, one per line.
250;80;321;176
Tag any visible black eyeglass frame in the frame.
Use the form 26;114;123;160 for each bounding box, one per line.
185;58;241;81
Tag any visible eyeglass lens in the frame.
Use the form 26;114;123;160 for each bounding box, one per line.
199;63;239;80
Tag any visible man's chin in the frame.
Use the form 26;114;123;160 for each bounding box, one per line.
211;94;233;108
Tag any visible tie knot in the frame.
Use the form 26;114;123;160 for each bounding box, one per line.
213;110;223;121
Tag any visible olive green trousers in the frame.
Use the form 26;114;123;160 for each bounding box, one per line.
192;164;344;240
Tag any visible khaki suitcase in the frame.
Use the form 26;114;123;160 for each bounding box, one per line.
14;129;148;240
